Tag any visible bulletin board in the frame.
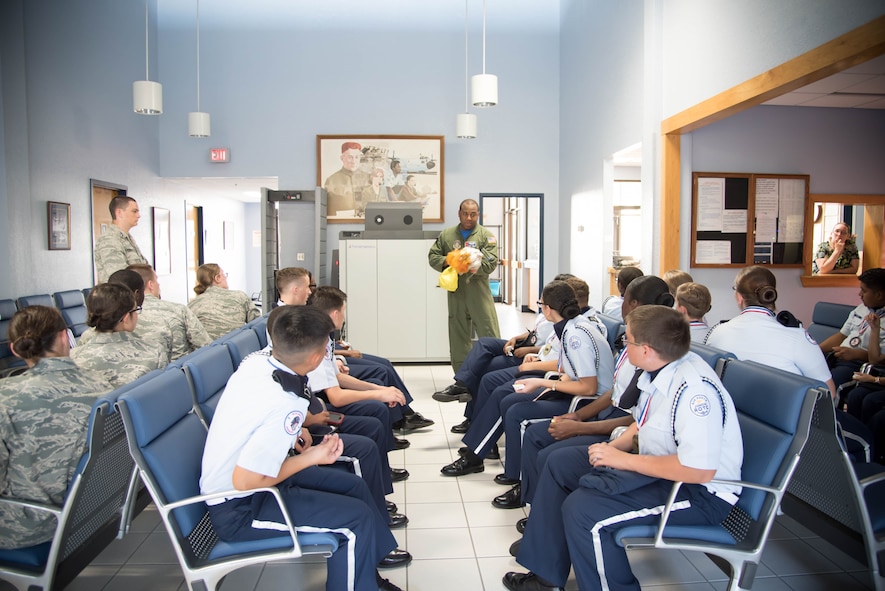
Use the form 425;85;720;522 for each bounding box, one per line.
691;172;809;268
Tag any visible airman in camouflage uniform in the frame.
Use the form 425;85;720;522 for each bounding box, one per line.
70;331;168;388
187;286;261;340
0;357;113;549
138;294;211;360
93;196;148;283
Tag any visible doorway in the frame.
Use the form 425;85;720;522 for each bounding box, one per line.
90;179;128;285
479;193;544;313
185;204;204;301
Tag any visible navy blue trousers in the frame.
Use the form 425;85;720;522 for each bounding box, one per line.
324;399;395;453
517;445;731;590
346;354;413;424
520;419;607;504
334;414;393;493
328;433;389;519
208;466;395;591
453;337;520;395
464;365;519;421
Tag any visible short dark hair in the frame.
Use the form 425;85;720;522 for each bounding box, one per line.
541;280;580;320
108;195;136;220
109;269;145;306
390;159;400;170
564;276;590;308
9;306;67;361
616;266;644;294
860;268;885;292
269;306;333;358
624;275;674;307
626;305;690;362
311;286;347;314
87;283;135;332
127;264;157;288
459;199;479;212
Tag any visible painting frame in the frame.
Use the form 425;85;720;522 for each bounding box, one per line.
47;201;71;250
152;207;172;276
317;134;444;223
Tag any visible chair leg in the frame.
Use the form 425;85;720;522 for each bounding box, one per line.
118;467;142;538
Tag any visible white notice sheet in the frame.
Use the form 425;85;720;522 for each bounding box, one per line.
697;178;725;231
722;210;748;233
696;240;732;264
755;178;779;218
778;179;806;242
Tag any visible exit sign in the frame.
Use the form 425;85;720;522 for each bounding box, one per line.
210;148;230;163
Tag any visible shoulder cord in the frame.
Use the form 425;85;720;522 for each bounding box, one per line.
670;376;727;444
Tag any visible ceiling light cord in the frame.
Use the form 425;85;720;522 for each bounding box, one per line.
464;0;469;112
196;0;200;111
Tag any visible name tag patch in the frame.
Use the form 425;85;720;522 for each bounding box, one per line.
689;395;711;417
284;410;304;435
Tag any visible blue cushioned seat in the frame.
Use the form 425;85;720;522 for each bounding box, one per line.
247;314;269;348
807;301;854;344
223;327;261;367
53;290;89;337
16;294;53;309
596;313;624;352
182;344;235;427
689;341;736;375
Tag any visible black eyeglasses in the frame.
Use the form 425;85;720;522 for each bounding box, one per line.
537;300;547;308
117;306;142;324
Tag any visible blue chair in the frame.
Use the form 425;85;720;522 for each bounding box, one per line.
597;313;624;352
53;290;89;338
783;395;885;590
116;367;338;591
247;314;269;348
689;341;736;375
15;294;53;310
0;299;27;377
0;397;136;591
614;359;823;591
807;301;854;344
182;344;235;428
223;328;261;367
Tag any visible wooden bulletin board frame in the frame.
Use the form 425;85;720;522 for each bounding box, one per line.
691;172;809;268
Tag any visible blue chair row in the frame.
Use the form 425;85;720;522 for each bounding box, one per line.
116;315;337;591
615;358;824;591
0;385;143;591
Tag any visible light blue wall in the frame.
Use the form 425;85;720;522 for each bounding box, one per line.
687;106;885;326
156;6;562;285
559;0;645;303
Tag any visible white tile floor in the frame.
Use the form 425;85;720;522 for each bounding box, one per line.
22;305;878;591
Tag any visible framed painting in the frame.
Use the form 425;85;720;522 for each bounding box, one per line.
317;134;444;223
152;207;172;275
48;201;71;250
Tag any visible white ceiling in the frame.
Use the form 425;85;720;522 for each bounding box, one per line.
763;54;885;109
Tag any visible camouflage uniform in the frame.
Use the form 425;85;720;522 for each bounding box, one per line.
93;225;149;283
428;223;501;372
0;357;113;549
186;286;261;341
137;294;211;361
70;331;168;388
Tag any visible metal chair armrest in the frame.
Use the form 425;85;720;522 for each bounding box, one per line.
0;496;63;517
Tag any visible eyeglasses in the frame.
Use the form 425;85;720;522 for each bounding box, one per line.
624;339;644;348
537;301;547;308
117;306;142;324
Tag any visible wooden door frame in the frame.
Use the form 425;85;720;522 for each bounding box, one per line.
90;178;127;285
659;16;885;272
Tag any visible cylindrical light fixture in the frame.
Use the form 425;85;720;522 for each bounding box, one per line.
133;80;163;115
188;0;210;137
471;0;498;107
456;0;477;138
188;112;211;137
456;113;477;139
133;0;163;114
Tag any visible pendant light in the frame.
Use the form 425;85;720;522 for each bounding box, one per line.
133;0;163;114
188;0;210;137
471;0;497;107
456;0;477;138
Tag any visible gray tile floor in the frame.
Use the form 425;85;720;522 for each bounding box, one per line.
6;306;877;590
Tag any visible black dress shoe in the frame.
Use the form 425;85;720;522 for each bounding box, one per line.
495;473;520;486
516;517;528;534
492;483;523;509
390;468;410;482
388;512;409;529
393;437;410;450
378;548;412;569
487;443;500;460
433;382;472;402
450;418;471;434
376;571;404;591
502;571;562;591
441;455;484;476
394;412;435;433
386;500;398;513
509;538;521;557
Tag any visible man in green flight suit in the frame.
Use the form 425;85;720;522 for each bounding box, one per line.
428;199;500;373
